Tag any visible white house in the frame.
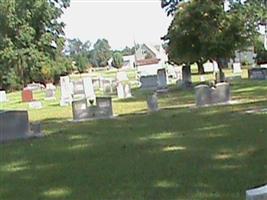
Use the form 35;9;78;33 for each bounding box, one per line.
135;43;168;76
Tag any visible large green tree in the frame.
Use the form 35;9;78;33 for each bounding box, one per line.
111;52;124;69
163;0;266;79
66;38;91;73
0;0;70;90
90;39;112;68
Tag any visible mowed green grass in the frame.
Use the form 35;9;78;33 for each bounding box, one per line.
0;69;267;200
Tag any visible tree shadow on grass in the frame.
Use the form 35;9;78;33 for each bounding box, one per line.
0;105;267;200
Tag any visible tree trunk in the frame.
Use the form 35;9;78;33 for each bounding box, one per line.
182;64;192;88
197;61;205;74
215;59;225;83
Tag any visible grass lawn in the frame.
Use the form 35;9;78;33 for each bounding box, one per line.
0;70;267;200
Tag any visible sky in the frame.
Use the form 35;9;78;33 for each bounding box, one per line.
61;0;173;50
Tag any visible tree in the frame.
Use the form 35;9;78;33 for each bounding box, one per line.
112;52;124;69
0;0;70;90
65;38;91;73
90;39;112;68
163;0;266;80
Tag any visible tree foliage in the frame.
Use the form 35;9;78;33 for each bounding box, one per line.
90;39;112;68
0;0;70;90
111;52;124;69
163;0;266;71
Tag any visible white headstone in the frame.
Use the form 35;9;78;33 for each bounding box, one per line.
200;75;206;82
117;82;125;99
233;62;242;74
83;77;95;101
116;71;128;82
0;91;7;102
29;101;42;109
213;61;219;73
124;84;132;98
203;61;214;73
175;67;183;81
246;184;267;200
60;76;72;106
260;64;267;68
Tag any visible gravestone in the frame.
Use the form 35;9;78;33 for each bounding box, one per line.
96;97;113;118
60;76;72;106
26;83;44;91
83;77;95;101
117;82;125;99
102;78;115;94
45;83;56;100
0;111;29;142
22;89;33;102
195;85;211;106
124;84;132;98
212;61;219;73
0;91;7;102
92;78;100;90
29;101;43;109
200;75;206;82
233;62;242;76
72;99;89;120
157;68;168;90
72;97;114;121
147;93;158;112
116;71;129;82
203;61;214;73
117;83;132;99
73;80;85;98
246;184;267;200
248;68;267;80
212;82;230;103
140;75;158;90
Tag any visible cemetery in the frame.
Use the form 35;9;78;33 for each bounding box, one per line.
0;0;267;199
1;66;267;199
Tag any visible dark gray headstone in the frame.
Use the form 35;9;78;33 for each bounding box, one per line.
147;93;158;112
96;97;113;117
72;99;89;120
157;69;168;89
248;68;267;80
212;82;230;103
140;75;158;90
195;85;211;106
0;111;30;142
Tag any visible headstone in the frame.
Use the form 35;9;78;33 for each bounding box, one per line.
0;111;30;142
96;97;113;118
72;97;114;121
195;85;211;106
72;99;89;120
213;82;230;103
233;62;242;75
260;64;267;68
29;101;42;109
203;61;214;73
92;78;100;90
22;89;33;102
124;84;132;98
0;91;7;102
30;122;43;137
212;61;219;73
117;82;125;99
60;76;72;106
248;68;267;80
116;71;129;82
147;93;158;112
73;80;85;97
175;67;183;81
246;184;267;200
157;68;168;90
26;83;44;91
200;75;206;82
102;79;114;94
83;77;95;101
45;83;56;100
140;75;158;90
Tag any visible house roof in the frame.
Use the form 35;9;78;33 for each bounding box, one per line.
136;58;160;66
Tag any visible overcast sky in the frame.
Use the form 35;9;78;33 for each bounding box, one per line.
61;0;172;50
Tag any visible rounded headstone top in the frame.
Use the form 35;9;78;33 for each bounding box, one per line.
195;84;209;89
216;82;230;87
